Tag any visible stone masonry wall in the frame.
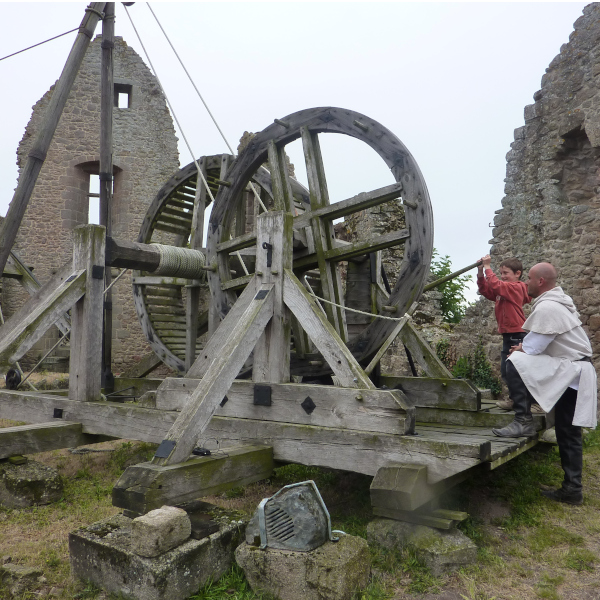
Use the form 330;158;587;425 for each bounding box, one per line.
4;36;179;372
451;3;600;379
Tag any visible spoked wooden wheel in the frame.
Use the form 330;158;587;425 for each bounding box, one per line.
133;154;310;372
206;107;433;374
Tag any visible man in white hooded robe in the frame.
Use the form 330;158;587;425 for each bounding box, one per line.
492;262;597;505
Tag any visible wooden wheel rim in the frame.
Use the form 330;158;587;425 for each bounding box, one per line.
207;107;433;370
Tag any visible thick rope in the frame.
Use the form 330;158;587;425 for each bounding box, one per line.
150;244;206;279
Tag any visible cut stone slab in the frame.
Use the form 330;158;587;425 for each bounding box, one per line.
131;506;191;557
0;563;43;597
69;512;245;600
0;459;63;508
367;518;476;577
235;534;370;600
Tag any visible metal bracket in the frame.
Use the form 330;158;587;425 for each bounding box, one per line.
91;265;105;280
254;385;272;406
262;242;273;267
154;439;176;458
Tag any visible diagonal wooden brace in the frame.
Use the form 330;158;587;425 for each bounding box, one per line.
152;283;275;466
283;269;374;390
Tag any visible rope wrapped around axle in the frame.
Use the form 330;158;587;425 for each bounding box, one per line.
150;244;206;279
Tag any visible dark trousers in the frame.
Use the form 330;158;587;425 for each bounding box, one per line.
506;361;582;491
501;332;527;381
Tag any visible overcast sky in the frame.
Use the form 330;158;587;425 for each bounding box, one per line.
0;2;589;299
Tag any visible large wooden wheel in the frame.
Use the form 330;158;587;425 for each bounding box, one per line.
206;107;433;374
133;154;310;372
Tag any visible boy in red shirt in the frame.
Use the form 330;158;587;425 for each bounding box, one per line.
477;255;541;412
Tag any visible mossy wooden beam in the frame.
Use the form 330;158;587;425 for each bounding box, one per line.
293;229;410;270
293;182;403;229
380;375;480;411
154;378;414;435
113;445;273;516
0;421;85;458
0;263;86;365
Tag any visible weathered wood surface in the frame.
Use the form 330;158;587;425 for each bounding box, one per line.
152;284;275;466
0;263;85;365
0;2;106;275
69;226;106;402
380;376;481;411
293;229;410;270
253;212;292;383
293;182;403;229
154;378;414;435
6;252;71;335
370;462;477;512
372;507;468;530
0;421;86;458
0;391;485;482
283;270;374;389
105;237;161;271
300;126;348;341
365;315;409;375
414;405;547;428
398;318;453;378
113;445;273;515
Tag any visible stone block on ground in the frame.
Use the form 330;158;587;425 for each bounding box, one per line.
235;534;370;600
0;459;63;508
0;563;43;597
367;518;476;577
130;506;191;557
69;512;245;600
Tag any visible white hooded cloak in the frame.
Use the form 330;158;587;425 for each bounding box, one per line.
508;287;597;428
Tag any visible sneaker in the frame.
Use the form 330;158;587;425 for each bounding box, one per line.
540;487;583;506
531;403;545;414
495;399;514;410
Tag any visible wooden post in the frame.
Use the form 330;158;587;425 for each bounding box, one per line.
100;2;115;392
253;211;293;383
0;2;107;276
185;157;207;371
69;225;106;402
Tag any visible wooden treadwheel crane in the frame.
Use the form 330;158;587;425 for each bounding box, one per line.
0;4;550;531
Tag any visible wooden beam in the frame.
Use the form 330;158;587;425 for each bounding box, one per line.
293;229;410;270
0;421;91;459
113;445;273;515
105;237;161;271
380;376;481;411
152;284;275;466
283;269;374;389
253;212;292;383
0;391;486;482
370;462;476;512
398;317;453;378
154;378;414;435
6;251;70;335
69;225;106;402
293;182;403;228
0;264;85;365
0;2;107;276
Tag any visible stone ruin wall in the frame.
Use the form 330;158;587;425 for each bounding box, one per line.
4;36;179;372
448;3;600;381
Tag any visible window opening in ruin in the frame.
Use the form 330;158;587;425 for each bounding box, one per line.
88;174;100;224
114;83;132;108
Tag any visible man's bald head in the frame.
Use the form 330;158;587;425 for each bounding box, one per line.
526;262;558;297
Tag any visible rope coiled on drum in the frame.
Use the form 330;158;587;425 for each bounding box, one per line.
150;244;206;279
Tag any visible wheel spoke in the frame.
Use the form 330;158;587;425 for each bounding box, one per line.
301;127;348;342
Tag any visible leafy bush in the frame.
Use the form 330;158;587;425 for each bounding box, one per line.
436;338;502;395
430;250;472;323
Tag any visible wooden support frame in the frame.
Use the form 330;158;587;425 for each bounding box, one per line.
69;225;106;402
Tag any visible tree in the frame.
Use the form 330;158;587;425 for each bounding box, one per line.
429;250;472;323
